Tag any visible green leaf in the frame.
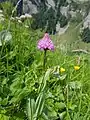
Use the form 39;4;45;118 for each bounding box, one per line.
55;102;66;110
0;30;12;46
4;31;12;42
69;104;77;111
48;109;57;119
1;98;8;106
42;112;50;120
34;92;45;119
58;111;66;120
69;81;82;89
39;69;51;93
27;98;35;120
60;74;67;80
0;114;9;120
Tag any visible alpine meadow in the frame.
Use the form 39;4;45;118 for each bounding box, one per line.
0;0;90;120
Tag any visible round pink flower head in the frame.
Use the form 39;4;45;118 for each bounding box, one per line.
38;33;54;51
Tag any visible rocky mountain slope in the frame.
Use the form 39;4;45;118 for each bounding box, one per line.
23;0;90;34
23;0;69;33
0;0;90;34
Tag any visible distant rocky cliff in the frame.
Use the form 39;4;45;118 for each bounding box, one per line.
23;0;70;34
23;0;90;34
1;0;90;34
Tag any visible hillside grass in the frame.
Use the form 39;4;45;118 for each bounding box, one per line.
53;22;90;52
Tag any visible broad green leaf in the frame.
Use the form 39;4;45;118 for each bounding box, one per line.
34;92;45;119
69;81;82;89
58;111;66;120
39;69;51;92
0;114;9;120
42;112;49;120
1;98;8;106
69;104;77;111
60;74;67;80
4;31;12;42
0;110;9;120
55;102;66;110
27;98;35;120
47;109;57;119
0;30;12;46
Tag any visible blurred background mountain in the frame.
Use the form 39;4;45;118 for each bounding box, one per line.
0;0;90;42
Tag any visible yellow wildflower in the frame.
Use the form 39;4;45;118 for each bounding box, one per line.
74;66;80;70
60;67;65;73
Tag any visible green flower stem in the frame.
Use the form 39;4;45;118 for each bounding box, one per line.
66;85;71;120
43;50;47;70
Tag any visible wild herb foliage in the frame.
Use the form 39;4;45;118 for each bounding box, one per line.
0;2;90;120
0;11;44;119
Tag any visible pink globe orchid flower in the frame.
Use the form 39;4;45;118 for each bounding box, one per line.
38;33;54;51
37;33;54;69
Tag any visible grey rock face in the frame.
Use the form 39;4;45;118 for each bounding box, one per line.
56;22;70;35
84;12;90;29
46;0;55;8
23;0;56;14
23;0;38;14
23;0;70;33
60;5;69;17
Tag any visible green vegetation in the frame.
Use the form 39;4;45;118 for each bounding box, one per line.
81;27;90;43
0;1;90;120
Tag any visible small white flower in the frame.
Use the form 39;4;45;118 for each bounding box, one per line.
0;18;4;22
0;12;4;22
10;17;15;21
18;20;22;23
0;10;3;13
25;13;32;18
25;25;29;28
20;15;26;19
16;16;20;20
0;14;4;17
